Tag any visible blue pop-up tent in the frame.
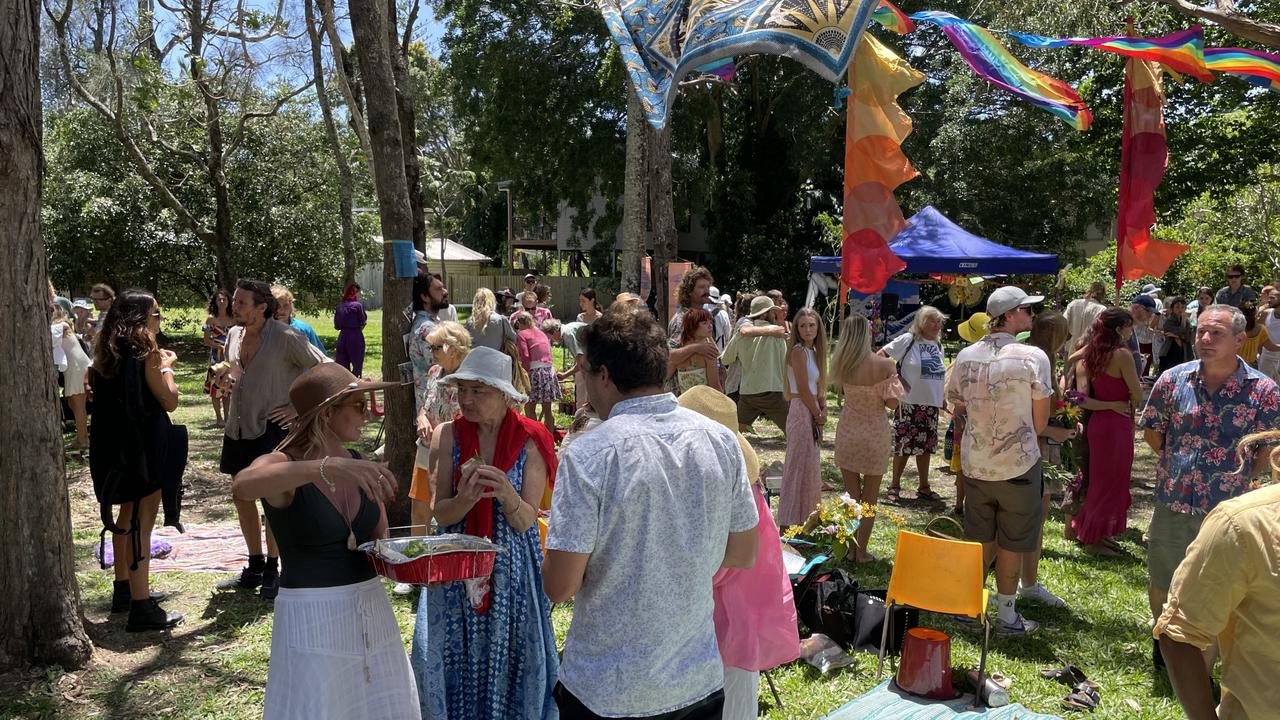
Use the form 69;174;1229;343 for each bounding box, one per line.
809;206;1060;276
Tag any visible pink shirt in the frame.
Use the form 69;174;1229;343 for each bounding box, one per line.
512;306;553;327
516;328;553;370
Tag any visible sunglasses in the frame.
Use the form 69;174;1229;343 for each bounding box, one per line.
427;343;446;352
151;311;163;319
1227;274;1242;279
342;398;368;413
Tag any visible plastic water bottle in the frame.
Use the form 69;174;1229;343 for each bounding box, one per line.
967;670;1009;707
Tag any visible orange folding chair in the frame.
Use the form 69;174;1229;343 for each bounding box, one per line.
876;529;992;705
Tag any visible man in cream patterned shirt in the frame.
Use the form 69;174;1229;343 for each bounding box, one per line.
945;286;1053;636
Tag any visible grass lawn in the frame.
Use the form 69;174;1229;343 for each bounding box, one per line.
4;310;1188;718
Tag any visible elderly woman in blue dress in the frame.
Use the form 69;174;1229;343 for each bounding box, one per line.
411;346;559;720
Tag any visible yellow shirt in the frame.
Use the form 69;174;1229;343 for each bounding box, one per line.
1155;483;1280;720
1239;326;1270;365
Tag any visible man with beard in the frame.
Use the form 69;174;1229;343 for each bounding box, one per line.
217;279;328;600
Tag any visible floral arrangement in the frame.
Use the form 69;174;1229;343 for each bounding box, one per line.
783;493;905;559
1057;391;1086;424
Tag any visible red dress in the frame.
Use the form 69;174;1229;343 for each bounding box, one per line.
1072;371;1133;544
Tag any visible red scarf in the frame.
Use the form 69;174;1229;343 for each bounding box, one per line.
453;410;557;613
454;409;557;535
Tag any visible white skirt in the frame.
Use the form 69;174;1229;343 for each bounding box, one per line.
264;577;419;720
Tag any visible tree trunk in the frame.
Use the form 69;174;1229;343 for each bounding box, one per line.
621;80;649;294
304;0;358;285
387;0;426;250
649;121;677;323
349;0;416;521
0;0;93;671
189;9;237;291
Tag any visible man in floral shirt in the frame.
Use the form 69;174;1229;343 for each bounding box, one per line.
1140;304;1280;669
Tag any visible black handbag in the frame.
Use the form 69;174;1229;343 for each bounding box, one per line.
793;560;919;655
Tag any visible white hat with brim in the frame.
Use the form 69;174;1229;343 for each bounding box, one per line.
746;295;778;319
986;286;1044;318
439;346;529;405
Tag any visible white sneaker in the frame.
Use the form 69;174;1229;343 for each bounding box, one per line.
1018;582;1068;608
995;614;1040;636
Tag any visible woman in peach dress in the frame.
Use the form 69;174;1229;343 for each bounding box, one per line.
832;314;903;563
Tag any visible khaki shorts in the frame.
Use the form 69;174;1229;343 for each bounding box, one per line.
963;462;1044;552
736;391;789;432
1147;502;1206;591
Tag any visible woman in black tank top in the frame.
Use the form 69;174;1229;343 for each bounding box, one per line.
231;363;417;719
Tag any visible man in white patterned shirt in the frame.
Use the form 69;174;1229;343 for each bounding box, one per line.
544;308;759;720
945;286;1052;636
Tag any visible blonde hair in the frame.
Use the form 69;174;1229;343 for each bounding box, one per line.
1237;430;1280;478
910;305;948;339
786;308;828;400
830;314;871;387
270;284;294;304
471;288;496;334
520;290;539;308
427;320;471;365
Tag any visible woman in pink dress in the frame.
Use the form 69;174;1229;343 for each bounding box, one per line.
778;308;827;528
832;314;903;562
1072;308;1143;556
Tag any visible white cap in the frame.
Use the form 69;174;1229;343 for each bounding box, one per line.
986;286;1044;318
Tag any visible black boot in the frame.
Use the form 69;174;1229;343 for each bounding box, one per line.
218;555;266;590
111;581;167;613
259;558;280;601
126;598;183;632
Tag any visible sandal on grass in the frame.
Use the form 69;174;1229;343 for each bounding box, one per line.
1061;692;1097;712
885;487;902;504
917;488;943;502
1040;665;1088;686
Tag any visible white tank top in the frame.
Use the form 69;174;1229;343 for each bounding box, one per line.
1262;310;1280;360
787;344;819;397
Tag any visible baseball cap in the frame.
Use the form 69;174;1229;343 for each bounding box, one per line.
1140;283;1161;295
1131;294;1159;312
986;286;1044;318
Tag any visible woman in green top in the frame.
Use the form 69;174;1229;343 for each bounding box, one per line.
669;307;723;395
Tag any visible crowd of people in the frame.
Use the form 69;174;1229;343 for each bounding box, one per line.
54;260;1280;719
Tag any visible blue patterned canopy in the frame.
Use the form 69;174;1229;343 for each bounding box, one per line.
600;0;881;127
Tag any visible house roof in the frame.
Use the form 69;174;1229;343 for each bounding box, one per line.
373;236;491;263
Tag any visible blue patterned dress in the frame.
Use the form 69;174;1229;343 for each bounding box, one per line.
411;447;559;720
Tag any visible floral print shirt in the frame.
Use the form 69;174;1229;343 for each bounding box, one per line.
419;365;459;427
1140;359;1280;515
944;332;1054;482
408;313;438;413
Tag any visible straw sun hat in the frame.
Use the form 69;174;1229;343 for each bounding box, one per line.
276;363;403;453
676;385;760;482
957;312;992;343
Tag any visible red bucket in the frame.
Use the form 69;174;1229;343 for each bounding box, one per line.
896;627;958;700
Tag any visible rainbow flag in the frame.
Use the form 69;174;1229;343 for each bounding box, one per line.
1205;47;1280;90
871;0;915;35
911;11;1092;130
1008;26;1211;83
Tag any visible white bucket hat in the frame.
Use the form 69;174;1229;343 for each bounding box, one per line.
439;346;528;404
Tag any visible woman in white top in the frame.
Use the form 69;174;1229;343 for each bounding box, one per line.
777;308;827;527
576;288;602;324
1258;286;1280;381
878;306;947;504
51;297;92;454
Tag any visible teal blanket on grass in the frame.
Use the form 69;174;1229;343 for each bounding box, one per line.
823;679;1062;720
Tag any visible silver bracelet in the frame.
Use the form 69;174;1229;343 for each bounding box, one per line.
319;456;336;492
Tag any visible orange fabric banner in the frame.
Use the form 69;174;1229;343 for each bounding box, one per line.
841;35;922;293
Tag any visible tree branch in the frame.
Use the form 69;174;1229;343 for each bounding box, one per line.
1149;0;1280;50
320;0;374;162
224;79;316;158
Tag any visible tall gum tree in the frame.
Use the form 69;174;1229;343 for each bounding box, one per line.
0;0;93;672
44;0;313;292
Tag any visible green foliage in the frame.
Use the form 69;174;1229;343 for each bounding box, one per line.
43;102;378;304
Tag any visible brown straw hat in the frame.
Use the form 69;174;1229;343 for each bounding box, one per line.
275;363;403;453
